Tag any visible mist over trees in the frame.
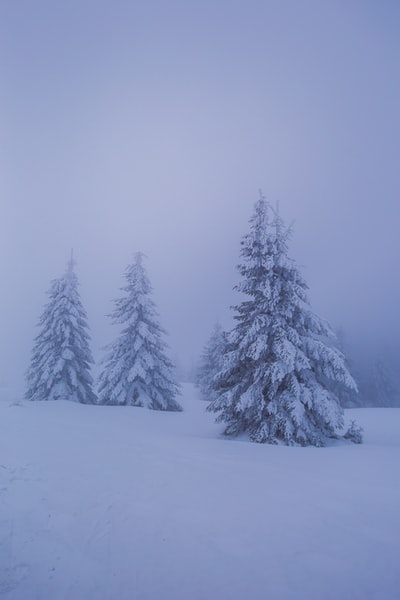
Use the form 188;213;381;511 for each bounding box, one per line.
22;198;398;429
348;357;399;408
333;331;400;408
196;322;227;402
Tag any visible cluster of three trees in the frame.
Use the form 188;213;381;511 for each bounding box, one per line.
25;253;182;411
26;193;361;446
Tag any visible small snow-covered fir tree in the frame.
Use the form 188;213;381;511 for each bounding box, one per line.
26;254;96;404
97;253;182;410
208;193;359;446
196;323;227;401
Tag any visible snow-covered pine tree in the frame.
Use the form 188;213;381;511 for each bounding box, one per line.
26;254;96;404
208;193;359;446
196;323;227;401
97;253;182;410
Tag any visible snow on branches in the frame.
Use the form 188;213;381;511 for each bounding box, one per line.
97;253;182;411
207;193;360;446
26;255;96;404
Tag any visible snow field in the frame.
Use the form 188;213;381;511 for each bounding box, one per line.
1;384;399;600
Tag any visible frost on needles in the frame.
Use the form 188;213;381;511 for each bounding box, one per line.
97;253;182;410
25;255;96;404
207;194;361;446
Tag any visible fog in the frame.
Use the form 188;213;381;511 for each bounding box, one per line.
1;0;399;393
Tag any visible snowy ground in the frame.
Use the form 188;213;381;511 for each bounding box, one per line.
1;384;399;600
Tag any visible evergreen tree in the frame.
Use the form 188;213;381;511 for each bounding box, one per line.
208;194;359;446
26;254;96;404
365;358;399;407
196;323;227;401
97;253;182;410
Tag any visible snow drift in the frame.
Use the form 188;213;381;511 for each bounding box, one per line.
1;384;399;599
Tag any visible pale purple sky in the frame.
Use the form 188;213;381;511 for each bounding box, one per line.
1;0;399;390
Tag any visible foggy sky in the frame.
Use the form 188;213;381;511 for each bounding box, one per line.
1;0;399;393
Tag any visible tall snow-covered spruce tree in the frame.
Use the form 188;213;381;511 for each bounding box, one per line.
26;255;96;404
97;253;182;410
208;193;361;446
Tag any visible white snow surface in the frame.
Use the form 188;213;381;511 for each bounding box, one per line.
1;384;399;600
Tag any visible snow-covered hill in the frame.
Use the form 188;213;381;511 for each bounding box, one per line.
1;384;399;599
